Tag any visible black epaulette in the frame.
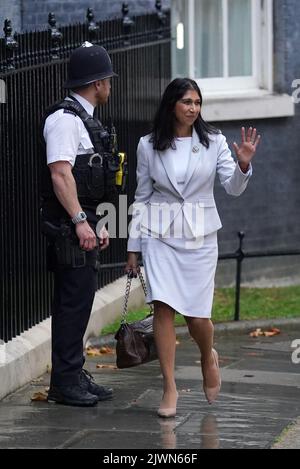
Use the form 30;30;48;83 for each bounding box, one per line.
63;108;77;116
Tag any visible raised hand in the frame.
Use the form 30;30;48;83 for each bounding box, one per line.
233;127;261;172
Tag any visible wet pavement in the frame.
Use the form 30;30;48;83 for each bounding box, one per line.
0;324;300;449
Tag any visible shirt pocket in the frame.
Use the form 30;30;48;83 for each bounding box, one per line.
78;128;94;153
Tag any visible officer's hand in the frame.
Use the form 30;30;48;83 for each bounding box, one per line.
125;252;140;278
98;226;110;251
75;221;97;251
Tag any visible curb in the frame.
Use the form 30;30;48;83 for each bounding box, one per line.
87;317;300;348
272;417;300;449
0;273;146;401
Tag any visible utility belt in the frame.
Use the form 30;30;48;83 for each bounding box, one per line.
41;218;99;271
74;150;127;201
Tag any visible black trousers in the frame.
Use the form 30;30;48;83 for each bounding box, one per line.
50;259;97;386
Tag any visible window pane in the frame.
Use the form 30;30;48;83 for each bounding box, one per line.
194;0;223;78
172;0;189;77
228;0;252;76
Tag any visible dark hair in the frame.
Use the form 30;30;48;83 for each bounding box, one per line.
150;78;218;151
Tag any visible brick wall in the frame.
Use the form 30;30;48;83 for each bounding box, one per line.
0;0;170;33
214;0;300;285
273;0;300;95
0;0;22;34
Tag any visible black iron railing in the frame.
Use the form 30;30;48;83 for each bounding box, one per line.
219;232;300;321
0;3;171;342
99;232;300;322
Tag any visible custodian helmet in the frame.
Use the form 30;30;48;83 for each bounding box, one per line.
63;42;118;89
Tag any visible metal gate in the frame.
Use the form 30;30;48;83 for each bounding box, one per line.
0;4;171;341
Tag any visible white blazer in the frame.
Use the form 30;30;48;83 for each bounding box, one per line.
128;128;252;252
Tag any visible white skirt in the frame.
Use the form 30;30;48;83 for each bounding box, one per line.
141;231;218;318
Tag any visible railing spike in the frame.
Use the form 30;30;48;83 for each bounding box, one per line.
155;0;167;39
3;19;18;70
122;3;134;45
48;12;62;61
86;8;99;43
156;0;166;22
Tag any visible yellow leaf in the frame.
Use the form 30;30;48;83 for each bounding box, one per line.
86;347;103;357
31;391;48;402
96;364;118;370
99;346;115;354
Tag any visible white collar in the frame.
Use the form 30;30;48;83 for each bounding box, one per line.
68;91;95;117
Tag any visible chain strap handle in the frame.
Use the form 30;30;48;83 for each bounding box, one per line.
121;274;132;324
138;270;154;315
121;270;153;324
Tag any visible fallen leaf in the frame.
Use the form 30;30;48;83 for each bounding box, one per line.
270;327;280;334
264;328;281;337
99;346;115;354
31;391;48;402
86;347;103;357
249;328;264;337
250;327;281;338
96;364;118;370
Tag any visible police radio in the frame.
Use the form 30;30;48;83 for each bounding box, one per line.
107;121;128;193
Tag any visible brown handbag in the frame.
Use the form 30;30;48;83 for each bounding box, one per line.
114;271;158;368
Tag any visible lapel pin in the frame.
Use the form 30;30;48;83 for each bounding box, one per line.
192;145;199;153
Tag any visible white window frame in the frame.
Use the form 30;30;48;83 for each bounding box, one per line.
198;0;264;94
171;0;294;120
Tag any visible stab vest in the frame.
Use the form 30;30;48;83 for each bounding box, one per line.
40;97;120;211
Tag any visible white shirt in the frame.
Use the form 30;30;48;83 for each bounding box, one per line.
43;92;95;167
168;137;192;184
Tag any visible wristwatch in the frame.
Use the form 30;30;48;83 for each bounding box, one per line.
71;211;87;224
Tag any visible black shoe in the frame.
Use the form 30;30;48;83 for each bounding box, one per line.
81;369;113;401
47;384;98;407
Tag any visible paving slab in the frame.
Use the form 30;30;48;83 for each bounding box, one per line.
1;324;300;449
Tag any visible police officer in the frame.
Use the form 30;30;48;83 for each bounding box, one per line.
41;43;119;406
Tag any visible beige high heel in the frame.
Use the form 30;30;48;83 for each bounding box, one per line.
157;392;178;418
203;348;221;405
